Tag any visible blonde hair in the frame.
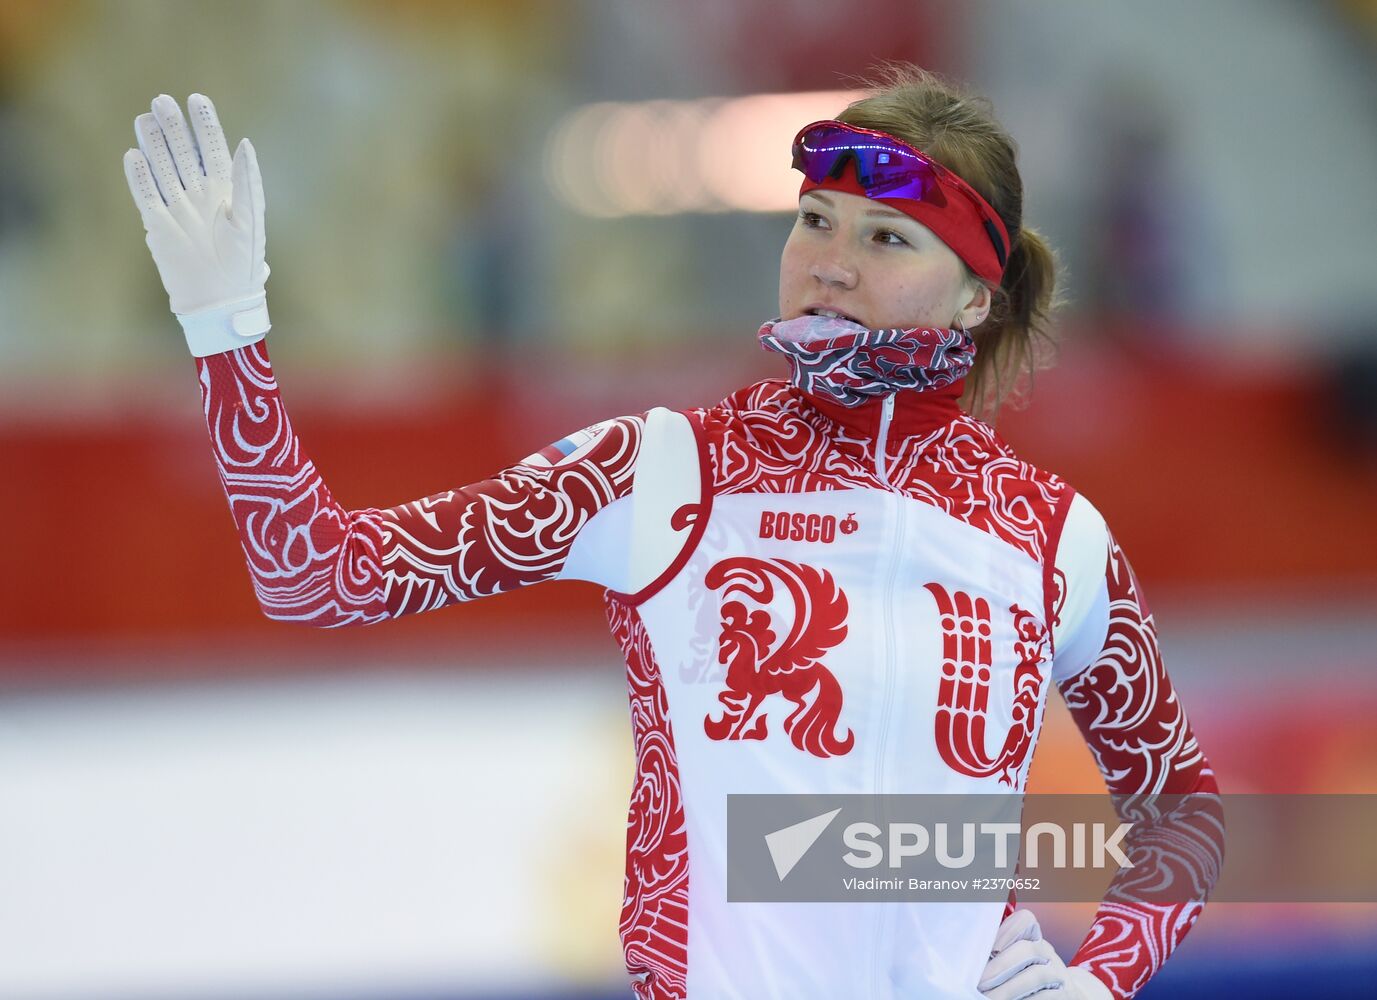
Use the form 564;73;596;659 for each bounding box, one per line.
836;63;1064;421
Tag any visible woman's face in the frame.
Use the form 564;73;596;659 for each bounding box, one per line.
778;189;991;331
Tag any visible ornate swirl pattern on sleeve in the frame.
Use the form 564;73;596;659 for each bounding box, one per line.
1057;532;1224;999
196;341;643;626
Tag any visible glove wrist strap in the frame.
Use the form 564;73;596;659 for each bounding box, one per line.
177;294;270;357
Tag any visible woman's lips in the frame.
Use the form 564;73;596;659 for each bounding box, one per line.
806;306;863;325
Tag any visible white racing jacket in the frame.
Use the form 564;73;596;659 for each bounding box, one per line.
194;341;1219;999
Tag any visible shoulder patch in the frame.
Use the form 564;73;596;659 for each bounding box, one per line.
520;418;620;470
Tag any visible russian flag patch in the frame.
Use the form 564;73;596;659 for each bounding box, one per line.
520;418;617;469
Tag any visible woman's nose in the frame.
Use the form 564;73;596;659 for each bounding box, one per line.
811;255;858;288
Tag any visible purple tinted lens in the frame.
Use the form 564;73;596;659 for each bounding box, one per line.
793;127;936;200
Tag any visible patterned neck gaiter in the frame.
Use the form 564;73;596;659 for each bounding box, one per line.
757;315;976;408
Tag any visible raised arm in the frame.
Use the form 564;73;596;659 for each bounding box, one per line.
125;94;654;626
197;340;643;624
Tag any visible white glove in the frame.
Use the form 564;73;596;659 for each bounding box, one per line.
123;93;270;357
978;908;1114;1000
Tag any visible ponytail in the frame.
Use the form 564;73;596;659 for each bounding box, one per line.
962;226;1063;421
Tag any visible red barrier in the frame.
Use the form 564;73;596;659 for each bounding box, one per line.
3;335;1373;680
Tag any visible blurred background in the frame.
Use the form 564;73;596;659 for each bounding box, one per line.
2;0;1375;997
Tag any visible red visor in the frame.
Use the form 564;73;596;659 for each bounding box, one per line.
793;120;1010;285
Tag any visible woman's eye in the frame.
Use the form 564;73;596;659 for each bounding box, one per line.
875;229;909;246
799;210;827;228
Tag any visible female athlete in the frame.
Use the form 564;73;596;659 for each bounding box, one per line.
123;65;1220;1000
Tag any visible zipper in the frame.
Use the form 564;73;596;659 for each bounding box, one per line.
875;391;895;486
870;390;903;995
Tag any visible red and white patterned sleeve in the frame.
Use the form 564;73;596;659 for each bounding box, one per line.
196;341;645;626
1048;494;1224;1000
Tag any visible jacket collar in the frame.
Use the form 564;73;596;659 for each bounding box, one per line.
790;376;966;442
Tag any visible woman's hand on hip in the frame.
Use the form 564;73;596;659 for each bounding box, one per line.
978;908;1113;1000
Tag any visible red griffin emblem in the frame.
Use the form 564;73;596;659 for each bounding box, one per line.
704;557;855;758
925;583;1049;786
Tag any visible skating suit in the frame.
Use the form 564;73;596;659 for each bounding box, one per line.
194;341;1220;999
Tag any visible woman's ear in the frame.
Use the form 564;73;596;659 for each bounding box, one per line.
957;280;992;330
